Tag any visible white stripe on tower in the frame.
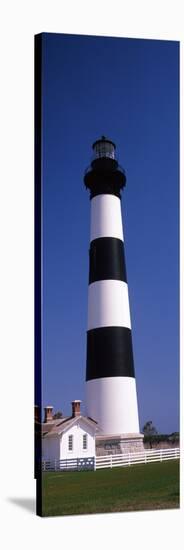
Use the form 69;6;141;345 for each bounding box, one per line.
88;195;130;330
90;194;124;241
84;137;140;436
86;377;139;434
88;280;131;330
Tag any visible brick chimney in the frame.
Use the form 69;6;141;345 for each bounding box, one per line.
44;406;53;423
71;400;81;417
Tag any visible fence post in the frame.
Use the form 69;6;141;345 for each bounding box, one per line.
94;456;96;471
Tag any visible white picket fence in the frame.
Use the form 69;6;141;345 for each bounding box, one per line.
42;456;95;472
95;447;180;470
42;448;179;472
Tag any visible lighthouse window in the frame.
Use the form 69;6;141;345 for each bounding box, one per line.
68;434;73;451
83;434;88;450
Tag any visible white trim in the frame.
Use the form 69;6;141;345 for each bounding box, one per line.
57;415;98;436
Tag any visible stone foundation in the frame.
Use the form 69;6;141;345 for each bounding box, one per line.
96;433;144;456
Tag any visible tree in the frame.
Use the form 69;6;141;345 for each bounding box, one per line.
142;421;158;449
53;411;63;419
142;420;157;436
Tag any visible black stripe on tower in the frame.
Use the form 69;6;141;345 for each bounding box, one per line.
86;327;135;380
89;237;127;284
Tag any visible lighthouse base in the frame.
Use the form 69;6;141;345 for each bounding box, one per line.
95;433;144;456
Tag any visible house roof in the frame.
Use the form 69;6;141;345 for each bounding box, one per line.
42;417;68;434
42;415;98;438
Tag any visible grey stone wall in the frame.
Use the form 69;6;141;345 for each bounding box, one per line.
96;436;144;456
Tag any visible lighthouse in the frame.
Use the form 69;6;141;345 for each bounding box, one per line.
84;136;144;454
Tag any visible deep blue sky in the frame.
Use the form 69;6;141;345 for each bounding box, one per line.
42;33;179;433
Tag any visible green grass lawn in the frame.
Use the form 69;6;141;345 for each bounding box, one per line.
42;459;179;517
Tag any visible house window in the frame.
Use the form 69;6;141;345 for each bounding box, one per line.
68;434;73;451
83;434;88;450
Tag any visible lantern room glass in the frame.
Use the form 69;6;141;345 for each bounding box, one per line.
94;141;115;160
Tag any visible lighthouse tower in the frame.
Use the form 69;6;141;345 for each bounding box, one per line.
84;136;143;454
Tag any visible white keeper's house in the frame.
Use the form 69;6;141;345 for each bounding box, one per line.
42;400;98;462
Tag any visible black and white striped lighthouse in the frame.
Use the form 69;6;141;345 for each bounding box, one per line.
84;137;143;451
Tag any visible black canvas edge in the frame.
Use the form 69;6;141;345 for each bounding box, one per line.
34;33;43;517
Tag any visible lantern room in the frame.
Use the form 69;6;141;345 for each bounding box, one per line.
92;136;116;160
